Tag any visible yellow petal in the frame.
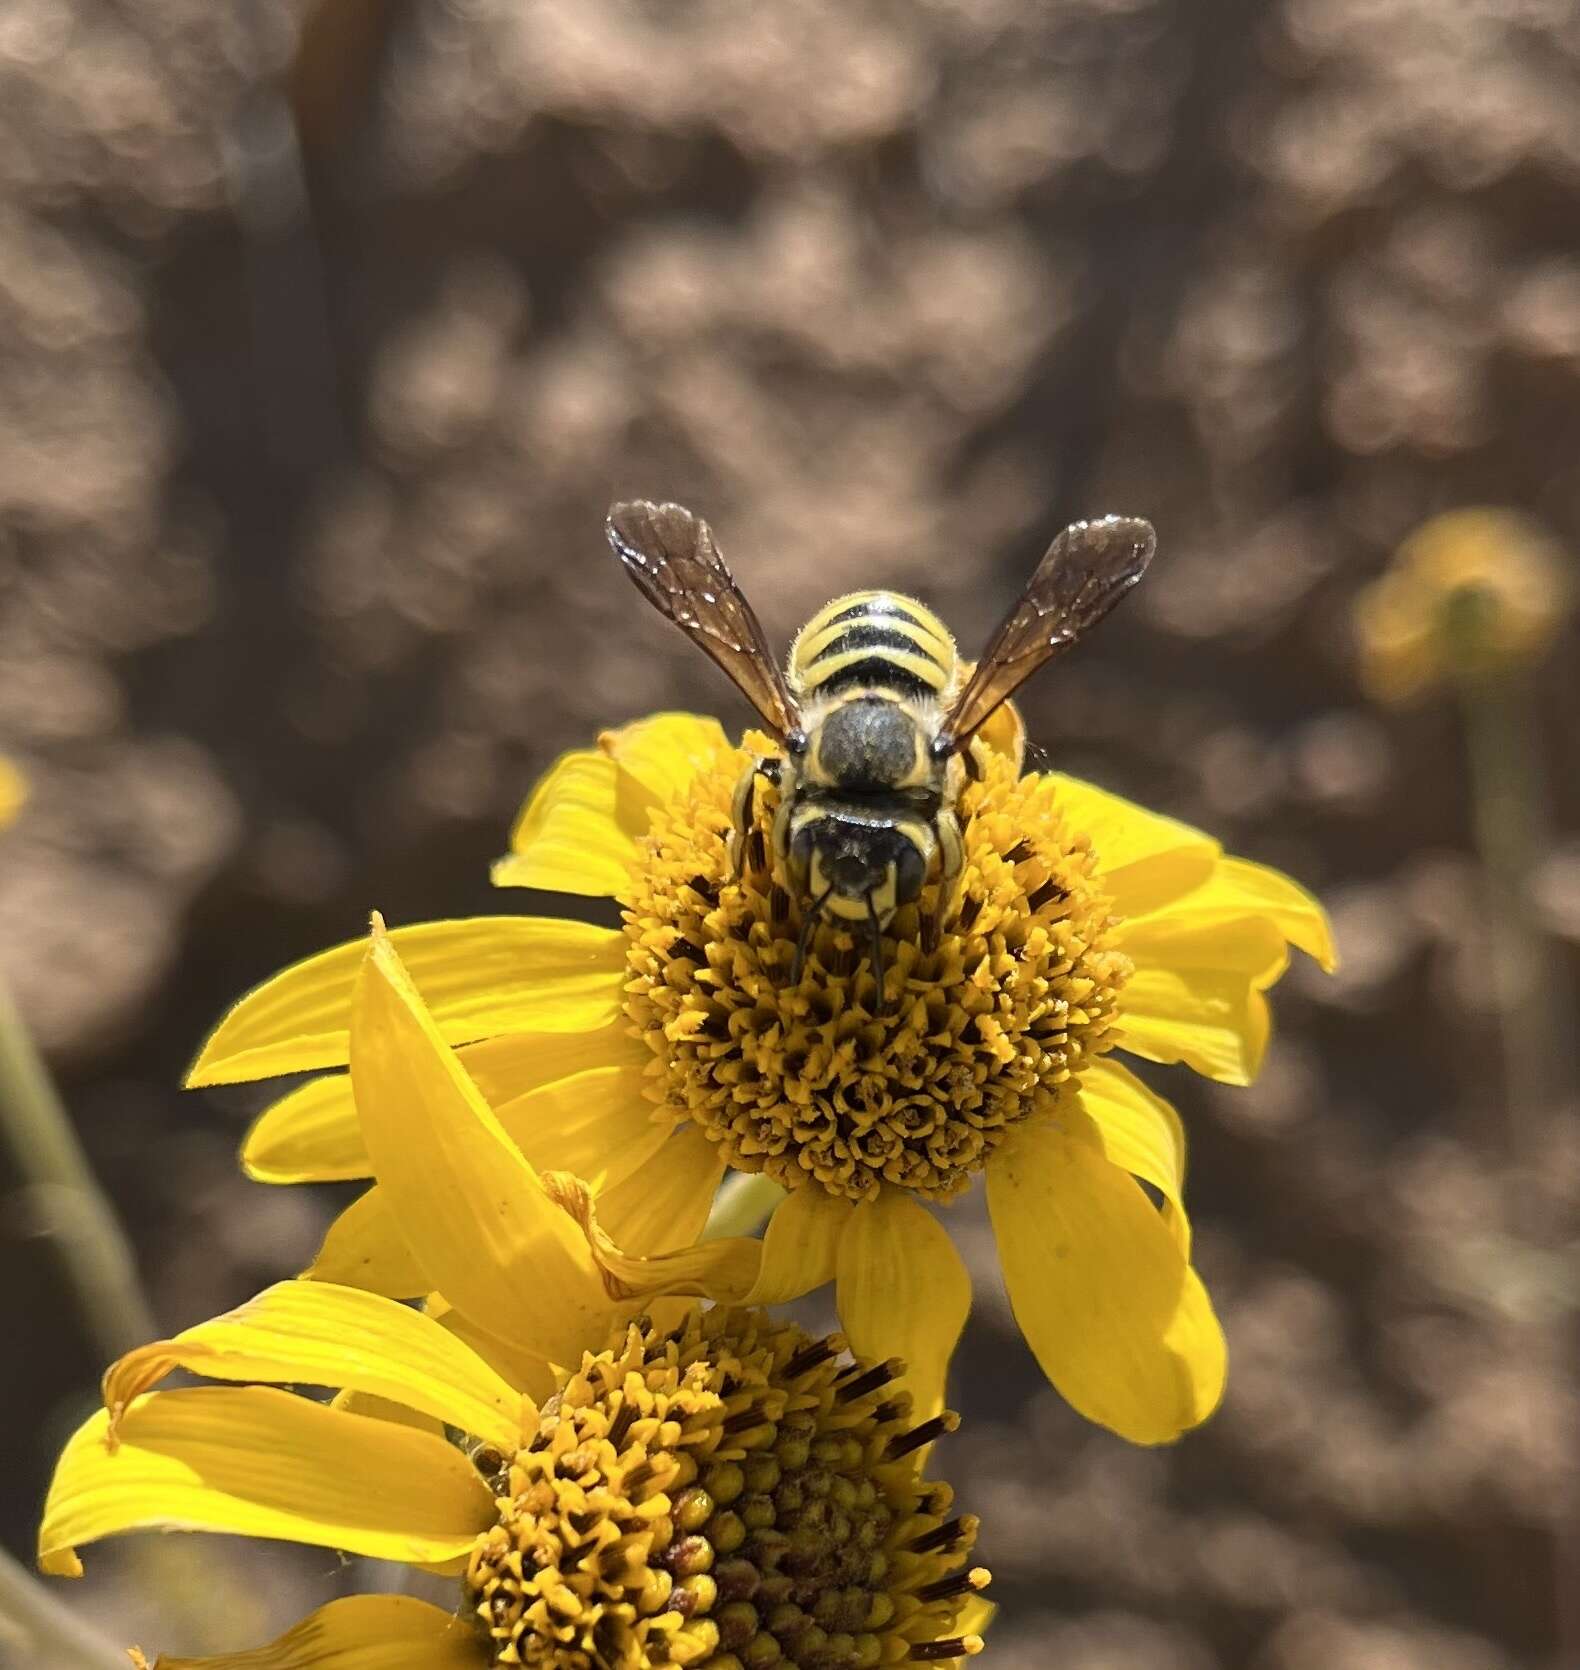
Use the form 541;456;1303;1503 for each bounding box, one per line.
974;699;1025;772
243;1076;368;1183
495;1064;669;1193
491;750;645;897
1051;773;1220;918
835;1190;971;1426
591;1124;724;1255
1078;1059;1190;1254
136;1594;483;1670
189;918;627;1087
426;1296;561;1404
985;1108;1226;1444
243;1027;649;1186
1138;853;1338;973
38;1386;492;1577
743;1186;854;1305
103;1281;524;1452
543;1170;761;1306
330;1389;445;1438
0;755;25;829
350;925;610;1365
1116;912;1287;1085
304;1187;427;1299
599;712;730;801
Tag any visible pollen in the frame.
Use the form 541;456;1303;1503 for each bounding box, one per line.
464;1307;989;1669
622;736;1131;1202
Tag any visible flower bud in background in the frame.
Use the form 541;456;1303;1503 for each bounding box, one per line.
1354;510;1574;703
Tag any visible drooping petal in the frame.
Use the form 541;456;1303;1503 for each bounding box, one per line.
491;750;646;897
243;1027;651;1187
136;1594;483;1670
103;1281;524;1452
1050;773;1220;918
38;1386;493;1577
350;925;611;1366
1078;1058;1190;1254
188;918;627;1087
742;1186;855;1305
1115;913;1287;1085
304;1188;427;1299
599;712;730;802
985;1108;1226;1445
835;1190;971;1426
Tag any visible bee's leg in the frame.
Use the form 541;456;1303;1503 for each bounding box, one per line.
729;755;783;878
929;811;965;943
791;886;832;986
866;894;887;1014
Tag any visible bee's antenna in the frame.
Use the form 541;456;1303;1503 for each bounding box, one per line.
866;894;886;1015
792;887;832;986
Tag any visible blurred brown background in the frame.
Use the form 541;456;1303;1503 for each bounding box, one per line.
4;0;1580;1665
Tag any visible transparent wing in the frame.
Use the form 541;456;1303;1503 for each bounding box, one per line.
936;515;1156;754
606;500;802;740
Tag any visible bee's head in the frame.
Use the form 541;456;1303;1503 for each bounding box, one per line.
788;811;931;927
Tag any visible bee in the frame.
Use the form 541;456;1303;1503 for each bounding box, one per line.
606;500;1156;1004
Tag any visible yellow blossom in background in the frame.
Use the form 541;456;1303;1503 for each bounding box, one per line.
1354;509;1574;703
189;711;1333;1446
0;755;25;828
39;926;992;1669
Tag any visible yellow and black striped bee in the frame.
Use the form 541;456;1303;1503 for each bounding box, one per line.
607;500;1156;999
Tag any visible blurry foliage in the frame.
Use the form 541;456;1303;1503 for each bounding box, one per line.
3;0;1580;1664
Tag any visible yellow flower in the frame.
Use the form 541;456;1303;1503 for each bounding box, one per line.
0;755;25;828
189;712;1334;1445
40;928;992;1669
1355;509;1574;703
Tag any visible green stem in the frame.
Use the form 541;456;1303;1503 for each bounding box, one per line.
0;1545;129;1670
1454;656;1573;1158
0;974;157;1361
702;1172;786;1242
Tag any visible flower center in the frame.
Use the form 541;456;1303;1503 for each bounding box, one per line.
464;1308;988;1669
622;737;1130;1202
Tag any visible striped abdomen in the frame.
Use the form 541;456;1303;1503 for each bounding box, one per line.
788;590;957;701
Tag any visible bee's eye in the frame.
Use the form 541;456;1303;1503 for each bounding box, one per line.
895;841;927;902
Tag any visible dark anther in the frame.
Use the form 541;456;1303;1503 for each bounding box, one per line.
606;1401;638;1451
1025;878;1068;913
670;937;706;964
1004;839;1034;865
957;895;982;932
911;1638;977;1660
723;1405;772;1434
689;874;719;904
623;1461;656;1495
885;1412;958;1461
784;1337;840;1378
914;1567;988;1604
906;1515;974;1555
835;1359;902;1403
748;829;768;872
